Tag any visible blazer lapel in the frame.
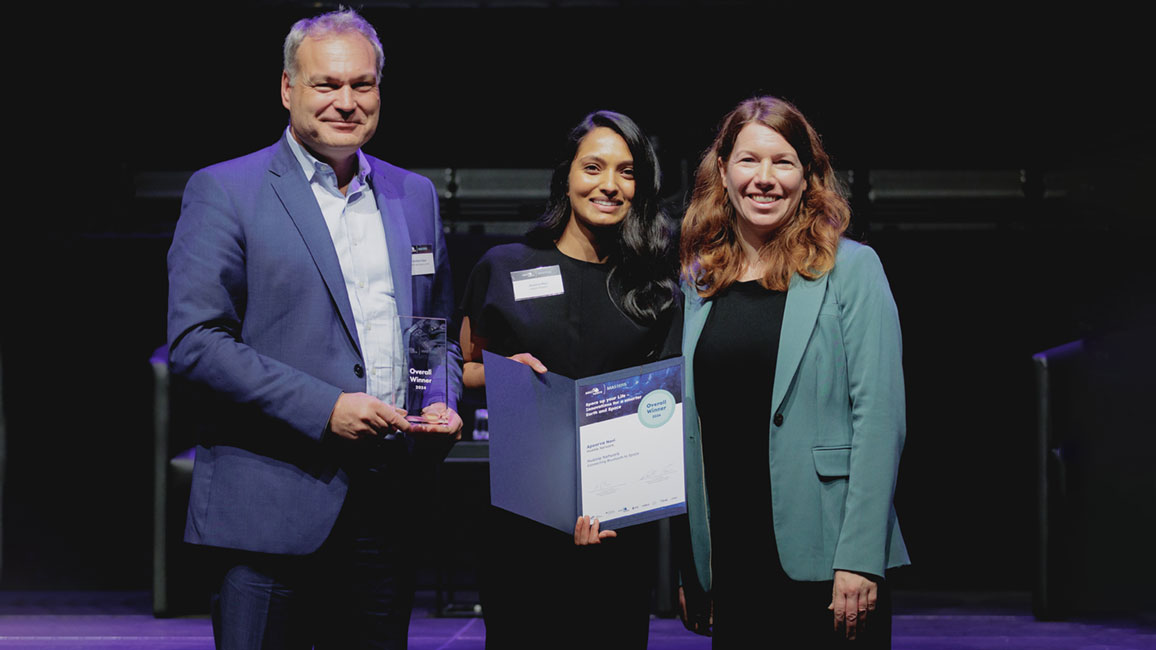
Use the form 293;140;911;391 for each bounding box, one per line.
772;272;828;416
682;285;712;424
369;167;413;320
268;137;362;356
682;286;712;361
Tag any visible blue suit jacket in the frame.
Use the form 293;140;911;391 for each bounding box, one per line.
167;134;461;555
682;239;909;588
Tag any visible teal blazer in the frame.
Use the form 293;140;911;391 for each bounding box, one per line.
682;239;910;588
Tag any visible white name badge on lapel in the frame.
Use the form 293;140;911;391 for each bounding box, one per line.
511;265;564;301
411;245;435;276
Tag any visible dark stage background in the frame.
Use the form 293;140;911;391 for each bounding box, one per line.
2;1;1152;616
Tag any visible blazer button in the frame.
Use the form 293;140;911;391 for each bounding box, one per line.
773;413;784;426
353;364;364;378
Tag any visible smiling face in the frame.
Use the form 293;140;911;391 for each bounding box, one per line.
280;32;380;167
720;122;808;247
566;127;636;233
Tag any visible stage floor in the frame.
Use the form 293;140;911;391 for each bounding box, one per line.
0;591;1152;649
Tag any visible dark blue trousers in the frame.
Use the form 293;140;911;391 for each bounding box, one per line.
209;469;415;650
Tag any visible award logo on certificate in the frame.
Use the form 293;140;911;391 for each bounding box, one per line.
483;352;686;532
398;316;450;425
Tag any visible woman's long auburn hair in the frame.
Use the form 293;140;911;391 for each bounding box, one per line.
680;96;850;297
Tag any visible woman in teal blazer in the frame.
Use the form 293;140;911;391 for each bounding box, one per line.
678;97;909;647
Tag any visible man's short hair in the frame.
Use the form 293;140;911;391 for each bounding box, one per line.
283;7;385;85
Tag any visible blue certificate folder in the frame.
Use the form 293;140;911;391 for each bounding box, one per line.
484;351;687;533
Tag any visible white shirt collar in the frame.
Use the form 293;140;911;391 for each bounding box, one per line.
284;127;371;193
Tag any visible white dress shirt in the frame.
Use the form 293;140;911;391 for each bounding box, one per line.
286;130;405;407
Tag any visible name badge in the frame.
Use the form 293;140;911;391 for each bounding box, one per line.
411;245;435;276
511;265;564;301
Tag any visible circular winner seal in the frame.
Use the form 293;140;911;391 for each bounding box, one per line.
638;389;676;428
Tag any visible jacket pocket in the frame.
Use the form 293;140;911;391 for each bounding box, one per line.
818;302;842;318
812;445;851;480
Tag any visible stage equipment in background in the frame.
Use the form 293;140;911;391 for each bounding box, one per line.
1033;331;1156;621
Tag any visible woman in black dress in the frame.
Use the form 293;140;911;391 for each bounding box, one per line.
458;111;681;648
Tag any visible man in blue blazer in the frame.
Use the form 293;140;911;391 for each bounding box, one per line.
167;8;462;648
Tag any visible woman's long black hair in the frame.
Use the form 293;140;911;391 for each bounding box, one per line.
526;110;680;323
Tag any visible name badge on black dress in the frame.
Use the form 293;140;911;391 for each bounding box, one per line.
511;265;564;301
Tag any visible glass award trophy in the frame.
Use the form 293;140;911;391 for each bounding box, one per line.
398;316;450;424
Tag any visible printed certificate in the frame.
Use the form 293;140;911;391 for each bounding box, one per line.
484;351;686;532
576;362;685;528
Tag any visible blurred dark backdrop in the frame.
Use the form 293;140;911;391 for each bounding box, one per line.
1;1;1152;606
